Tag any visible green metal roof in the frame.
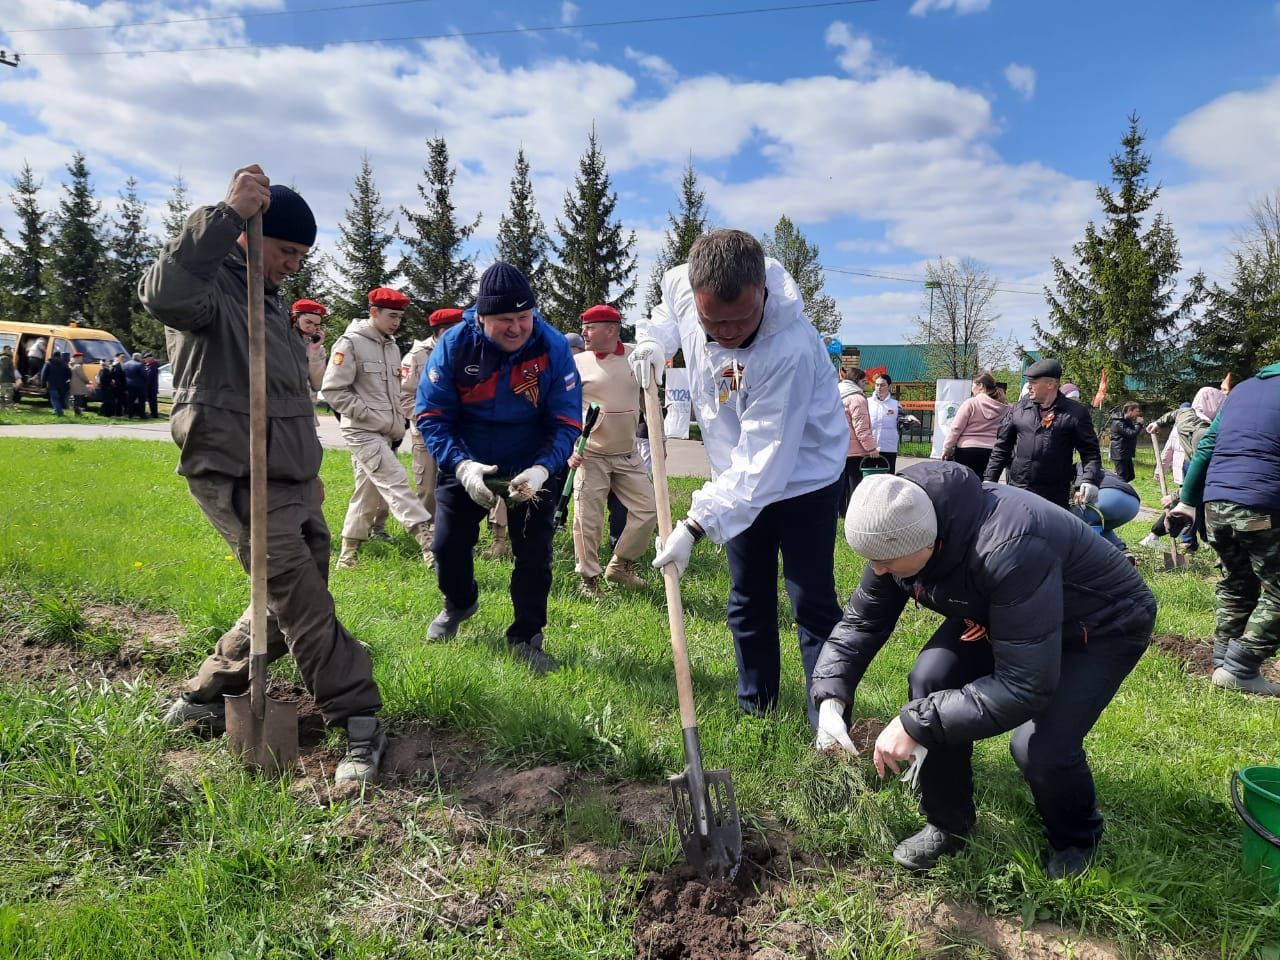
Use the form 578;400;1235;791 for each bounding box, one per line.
848;344;933;383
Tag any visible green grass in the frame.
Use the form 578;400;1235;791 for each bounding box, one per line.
0;437;1277;958
0;396;173;426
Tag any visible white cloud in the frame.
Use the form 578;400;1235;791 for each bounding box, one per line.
824;21;881;78
1004;63;1035;101
624;46;677;87
560;1;579;25
909;0;992;16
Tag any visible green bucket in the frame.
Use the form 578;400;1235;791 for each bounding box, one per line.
860;456;891;480
1231;767;1280;895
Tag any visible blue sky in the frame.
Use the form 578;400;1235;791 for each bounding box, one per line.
2;0;1278;351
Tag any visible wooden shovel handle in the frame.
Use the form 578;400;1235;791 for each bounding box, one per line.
1150;431;1170;499
246;215;268;665
644;379;699;731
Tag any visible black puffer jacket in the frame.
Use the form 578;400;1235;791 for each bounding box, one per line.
1108;412;1142;462
811;461;1154;748
984;392;1102;502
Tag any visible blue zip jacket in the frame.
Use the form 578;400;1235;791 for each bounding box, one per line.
415;309;583;476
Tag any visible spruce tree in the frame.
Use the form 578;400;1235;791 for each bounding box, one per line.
398;136;479;340
162;173;191;241
333;155;397;326
1034;114;1199;403
544;129;637;331
49;152;105;326
279;246;335;313
94;177;158;349
495;148;551;302
5;162;47;323
761;215;841;336
644;160;707;313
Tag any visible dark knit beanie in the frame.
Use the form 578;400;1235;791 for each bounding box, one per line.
475;262;535;316
262;185;317;247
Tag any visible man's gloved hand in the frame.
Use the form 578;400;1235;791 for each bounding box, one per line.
652;520;698;578
1077;482;1100;505
629;338;665;390
1168;501;1196;522
1146;423;1159;435
456;460;499;509
815;698;858;755
508;465;549;503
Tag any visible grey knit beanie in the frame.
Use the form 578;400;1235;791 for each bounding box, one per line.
844;474;938;561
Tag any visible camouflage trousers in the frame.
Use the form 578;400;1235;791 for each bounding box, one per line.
1205;500;1280;661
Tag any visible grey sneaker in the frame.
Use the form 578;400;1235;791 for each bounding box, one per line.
1212;667;1280;697
511;633;558;675
426;601;479;640
335;716;387;784
1044;844;1097;880
368;529;393;543
892;825;966;871
163;694;226;733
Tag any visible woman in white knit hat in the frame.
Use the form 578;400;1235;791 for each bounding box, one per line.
810;460;1155;879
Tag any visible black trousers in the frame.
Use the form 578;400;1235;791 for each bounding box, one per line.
1113;458;1135;482
952;446;992;478
725;480;842;727
607;489;626;551
910;615;1150;850
434;470;564;645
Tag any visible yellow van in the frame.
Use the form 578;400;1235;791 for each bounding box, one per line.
0;321;130;401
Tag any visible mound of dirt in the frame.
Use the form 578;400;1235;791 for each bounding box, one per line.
1150;633;1280;681
633;868;758;960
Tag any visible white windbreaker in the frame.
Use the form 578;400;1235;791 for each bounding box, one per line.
640;258;846;544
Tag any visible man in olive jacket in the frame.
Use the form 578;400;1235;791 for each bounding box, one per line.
138;164;385;784
812;461;1154;878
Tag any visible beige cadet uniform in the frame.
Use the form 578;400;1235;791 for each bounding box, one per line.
321;320;433;555
571;342;657;580
137;203;381;723
400;337;438;518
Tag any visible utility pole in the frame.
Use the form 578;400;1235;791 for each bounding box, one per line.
0;50;20;68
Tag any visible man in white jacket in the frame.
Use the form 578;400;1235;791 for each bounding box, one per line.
632;229;846;725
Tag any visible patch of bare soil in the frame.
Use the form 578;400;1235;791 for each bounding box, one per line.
848;716;886;752
1150;633;1280;681
0;603;181;684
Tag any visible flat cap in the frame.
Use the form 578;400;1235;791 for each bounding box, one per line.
1024;358;1062;380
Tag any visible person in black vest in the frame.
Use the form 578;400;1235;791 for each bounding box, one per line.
40;351;71;416
124;352;148;418
109;354;129;415
143;353;161;418
1106;402;1143;482
812;462;1155;878
96;362;116;417
984;358;1102;508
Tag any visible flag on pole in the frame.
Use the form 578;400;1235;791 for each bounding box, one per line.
864;364;888;381
1220;371;1232;393
1091;368;1108;408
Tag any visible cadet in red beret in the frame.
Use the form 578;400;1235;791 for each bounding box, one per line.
322;287;434;569
291;298;327;318
569;303;657;596
290;299;329;393
400;306;468;527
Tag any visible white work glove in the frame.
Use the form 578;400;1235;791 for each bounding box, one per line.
456;460;498;509
815;698;858;755
652;520;698;578
1077;482;1099;505
899;744;929;789
629;338;665;390
508;465;549;503
1168;501;1196;522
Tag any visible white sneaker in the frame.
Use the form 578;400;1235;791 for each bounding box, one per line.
1138;533;1159;549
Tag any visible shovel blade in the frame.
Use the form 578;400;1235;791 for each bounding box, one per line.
669;767;743;878
224;691;299;776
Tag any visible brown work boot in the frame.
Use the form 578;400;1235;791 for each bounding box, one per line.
482;525;510;559
410;522;435;567
337;538;361;569
604;556;645;589
579;575;602;598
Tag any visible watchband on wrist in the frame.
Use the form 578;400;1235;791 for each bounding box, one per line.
683;519;706;543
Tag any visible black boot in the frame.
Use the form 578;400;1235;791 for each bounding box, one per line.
1045;844;1097;879
892;825;966;871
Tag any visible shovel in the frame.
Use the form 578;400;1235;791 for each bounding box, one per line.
643;379;742;879
1150;432;1189;571
553;402;601;531
224;212;299;775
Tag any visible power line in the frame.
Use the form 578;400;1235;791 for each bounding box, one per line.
822;264;1048;297
8;0;446;34
16;0;885;57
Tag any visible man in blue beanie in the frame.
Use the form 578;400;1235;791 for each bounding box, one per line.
415;262;583;673
140;164;386;784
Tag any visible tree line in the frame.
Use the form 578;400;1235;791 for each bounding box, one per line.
0;128;843;355
912;114;1280;404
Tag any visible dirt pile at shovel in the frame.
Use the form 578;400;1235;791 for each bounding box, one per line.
633;867;758;960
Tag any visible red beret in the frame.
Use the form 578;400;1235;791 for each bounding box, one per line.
428;307;465;327
580;304;621;324
368;287;411;310
291;298;327;317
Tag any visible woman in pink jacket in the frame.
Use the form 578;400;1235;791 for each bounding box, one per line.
839;367;878;517
942;372;1009;477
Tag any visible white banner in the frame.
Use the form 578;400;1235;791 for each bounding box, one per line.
930;379;971;458
663;368;693;439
